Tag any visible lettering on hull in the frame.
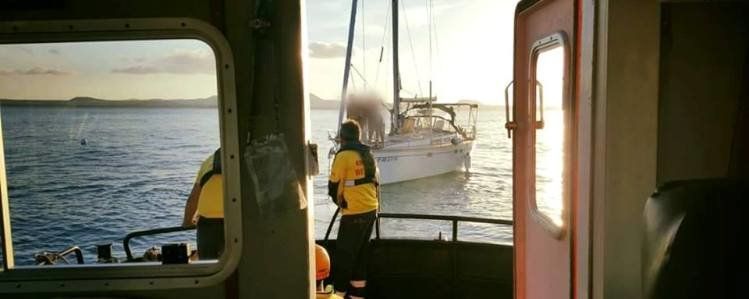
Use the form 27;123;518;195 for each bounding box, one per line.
376;156;398;163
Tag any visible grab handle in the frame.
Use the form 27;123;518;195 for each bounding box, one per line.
535;81;545;129
504;81;517;138
123;225;195;261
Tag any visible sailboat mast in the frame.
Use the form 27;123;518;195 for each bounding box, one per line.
391;0;401;133
336;0;359;136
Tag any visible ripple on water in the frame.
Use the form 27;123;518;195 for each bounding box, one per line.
3;107;523;265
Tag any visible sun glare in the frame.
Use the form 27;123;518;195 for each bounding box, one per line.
534;46;565;226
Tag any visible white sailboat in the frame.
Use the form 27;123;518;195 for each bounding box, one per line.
332;0;478;185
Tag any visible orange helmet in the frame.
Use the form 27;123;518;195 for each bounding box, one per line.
315;245;331;281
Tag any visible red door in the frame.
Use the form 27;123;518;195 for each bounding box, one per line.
511;0;576;298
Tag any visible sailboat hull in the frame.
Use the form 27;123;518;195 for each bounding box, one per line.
373;140;474;184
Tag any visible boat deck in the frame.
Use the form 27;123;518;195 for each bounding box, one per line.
319;213;513;299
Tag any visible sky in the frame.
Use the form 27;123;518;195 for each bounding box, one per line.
0;40;217;100
306;0;517;104
0;1;519;104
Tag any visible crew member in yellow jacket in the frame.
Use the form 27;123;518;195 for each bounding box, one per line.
182;148;224;260
328;120;379;299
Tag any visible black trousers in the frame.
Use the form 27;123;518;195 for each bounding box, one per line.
334;210;377;292
196;217;224;260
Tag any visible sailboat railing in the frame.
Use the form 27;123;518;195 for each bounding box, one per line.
399;103;478;140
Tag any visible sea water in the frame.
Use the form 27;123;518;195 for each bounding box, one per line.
0;106;515;265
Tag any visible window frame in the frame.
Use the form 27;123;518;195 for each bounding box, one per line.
0;18;243;292
527;32;571;239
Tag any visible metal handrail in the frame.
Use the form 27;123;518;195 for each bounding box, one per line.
504;81;516;138
535;81;545;129
376;213;513;242
324;211;513;242
123;225;196;260
34;246;84;266
59;246;85;265
377;213;513;225
323;208;341;241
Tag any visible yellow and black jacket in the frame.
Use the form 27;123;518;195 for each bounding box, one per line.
328;142;378;215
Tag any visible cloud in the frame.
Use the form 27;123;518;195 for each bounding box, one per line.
48;48;61;55
111;49;215;75
309;41;347;58
0;67;72;76
110;66;161;74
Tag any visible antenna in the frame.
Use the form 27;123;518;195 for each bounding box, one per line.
360;0;367;89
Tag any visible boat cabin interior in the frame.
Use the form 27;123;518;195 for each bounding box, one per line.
0;0;747;298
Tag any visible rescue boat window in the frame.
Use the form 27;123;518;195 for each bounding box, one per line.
532;43;566;230
0;40;226;268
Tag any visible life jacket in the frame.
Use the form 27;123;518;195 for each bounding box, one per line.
196;148;224;219
336;142;377;186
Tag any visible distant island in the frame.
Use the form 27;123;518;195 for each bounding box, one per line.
309;94;340;110
0;94;342;110
0;94;496;110
0;96;219;108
